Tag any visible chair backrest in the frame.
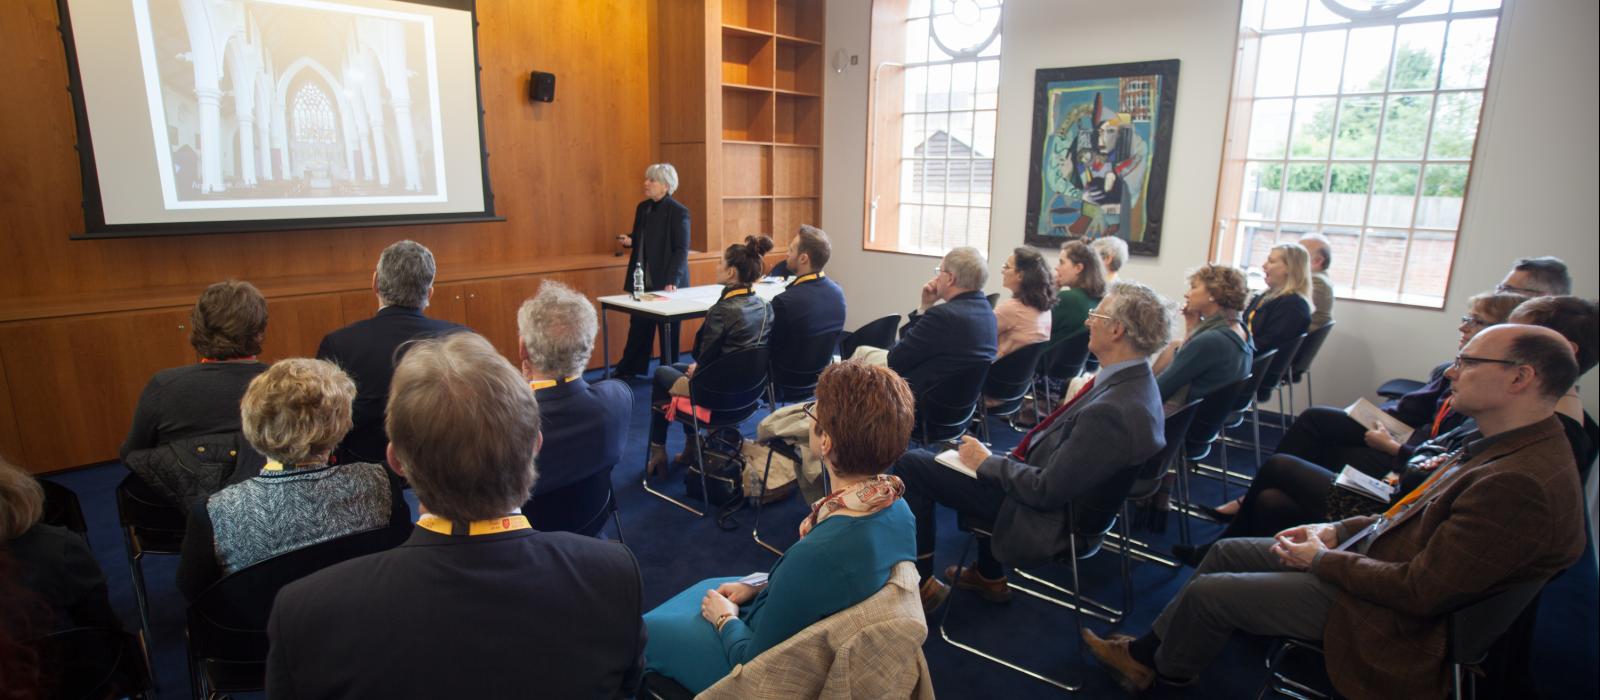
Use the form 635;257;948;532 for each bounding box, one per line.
985;292;1000;308
115;473;186;535
1261;333;1306;395
28;626;149;700
1137;399;1204;483
982;341;1049;411
1187;376;1248;461
39;479;88;538
769;331;840;403
914;361;990;444
1039;332;1092;381
1227;347;1281;416
687;346;772;427
1289;321;1335;383
839;314;901;360
187;527;409;679
1449;578;1549;665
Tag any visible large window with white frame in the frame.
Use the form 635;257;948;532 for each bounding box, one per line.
1214;0;1502;307
865;0;1003;257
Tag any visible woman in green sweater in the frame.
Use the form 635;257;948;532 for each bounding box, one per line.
1050;240;1107;342
642;360;917;692
1153;263;1253;403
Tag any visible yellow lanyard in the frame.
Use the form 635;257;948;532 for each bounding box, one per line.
528;376;580;391
416;513;532;536
721;286;753;301
792;272;824;285
262;460;323;472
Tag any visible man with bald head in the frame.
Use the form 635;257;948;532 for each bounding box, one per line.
1298;233;1334;330
1086;324;1586;697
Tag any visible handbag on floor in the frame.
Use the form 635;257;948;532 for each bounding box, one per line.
683;427;746;529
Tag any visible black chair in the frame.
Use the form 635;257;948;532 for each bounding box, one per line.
1376;377;1427;401
912;362;990;447
644;346;771;517
39;479;89;542
529;468;625;543
767;331;840;406
28;626;152;700
985;292;1000;308
1203;348;1282;497
1172;375;1251;545
1104;399;1203;570
115;472;187;679
1033;332;1092;412
1284;321;1335;408
185;526;409;699
1258;578;1549;700
1257;334;1309;442
976;341;1049;442
938;468;1150;691
837;314;901;360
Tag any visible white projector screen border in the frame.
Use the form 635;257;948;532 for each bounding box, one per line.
56;0;499;239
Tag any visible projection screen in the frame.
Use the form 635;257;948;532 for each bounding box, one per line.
58;0;496;237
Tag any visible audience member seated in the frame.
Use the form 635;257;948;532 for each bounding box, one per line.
1176;294;1599;566
1496;255;1571;297
993;246;1056;357
515;282;631;535
317;240;466;465
901;281;1168;610
1085;324;1587;698
121;279;269;460
1091;236;1129;286
642;360;917;693
868;246;996;396
647;235;775;475
176;359;408;600
1256;291;1527;483
768;225;846;372
1298;233;1335;331
1050;240;1107;350
267;333;646;697
1152;264;1252;404
1243;242;1314;400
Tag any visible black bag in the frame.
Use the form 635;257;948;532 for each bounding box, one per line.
683;427;746;529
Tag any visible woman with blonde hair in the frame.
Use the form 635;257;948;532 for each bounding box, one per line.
1242;242;1313;400
176;359;409;599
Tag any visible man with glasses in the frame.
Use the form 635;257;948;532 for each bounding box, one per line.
1086;324;1586;697
1496;256;1571;297
895;281;1168;611
875;246;997;397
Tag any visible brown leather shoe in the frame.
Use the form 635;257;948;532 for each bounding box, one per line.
646;444;668;477
919;576;950;615
1082;629;1155;693
944;564;1012;603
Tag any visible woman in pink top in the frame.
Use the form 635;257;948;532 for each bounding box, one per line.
993;247;1057;357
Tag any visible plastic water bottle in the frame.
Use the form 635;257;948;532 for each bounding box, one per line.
632;265;644;301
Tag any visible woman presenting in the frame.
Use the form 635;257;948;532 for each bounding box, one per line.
616;163;691;377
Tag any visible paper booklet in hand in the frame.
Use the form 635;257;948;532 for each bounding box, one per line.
934;449;979;479
1334;465;1395;502
1344;397;1415;443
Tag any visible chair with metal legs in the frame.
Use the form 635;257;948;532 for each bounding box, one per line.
975;341;1048;442
912;362;991;448
1170;376;1251;546
1283;321;1335;409
116;473;186;685
837;314;900;360
1258;333;1308;437
643;347;771;517
1103;399;1203;570
766;331;839;408
1201;348;1281;500
1032;333;1092;414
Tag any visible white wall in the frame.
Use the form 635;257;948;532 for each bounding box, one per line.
821;0;1598;418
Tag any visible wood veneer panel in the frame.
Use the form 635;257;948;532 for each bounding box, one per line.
0;351;23;469
722;88;775;142
772;198;819;246
723;144;773;197
722;0;774;32
722;199;772;245
774;94;821;145
722;33;775;87
773;147;817;197
259;296;345;362
775;0;823;42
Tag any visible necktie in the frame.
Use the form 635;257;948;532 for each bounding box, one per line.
1010;375;1096;460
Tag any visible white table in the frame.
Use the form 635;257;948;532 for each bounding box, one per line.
597;280;785;377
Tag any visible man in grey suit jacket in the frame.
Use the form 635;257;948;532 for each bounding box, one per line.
896;281;1171;611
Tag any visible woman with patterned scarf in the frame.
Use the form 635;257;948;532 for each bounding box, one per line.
642;360;917;693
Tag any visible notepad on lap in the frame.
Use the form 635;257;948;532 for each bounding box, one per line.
1334;465;1395;502
1344;397;1415;443
934;449;978;479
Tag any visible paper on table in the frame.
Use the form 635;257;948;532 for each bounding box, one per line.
935;449;978;479
1344;397;1415;443
1334;465;1395;502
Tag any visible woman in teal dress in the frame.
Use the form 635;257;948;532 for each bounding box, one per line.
643;360;918;692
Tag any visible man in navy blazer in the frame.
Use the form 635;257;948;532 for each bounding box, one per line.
896;281;1170;609
885;246;998;396
317;240;466;465
268;333;646;699
515;282;632;536
768;225;847;379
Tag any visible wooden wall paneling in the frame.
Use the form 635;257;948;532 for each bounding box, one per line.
0;309;193;472
429;283;472;328
259;296;346;362
0;350;23;466
772;146;818;197
722;144;773;197
723;199;773;244
659;143;712;252
772;198;820;246
337;291;378;327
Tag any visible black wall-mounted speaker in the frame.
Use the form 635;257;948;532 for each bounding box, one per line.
529;71;556;103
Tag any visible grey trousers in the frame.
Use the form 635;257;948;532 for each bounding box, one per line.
1151;537;1338;679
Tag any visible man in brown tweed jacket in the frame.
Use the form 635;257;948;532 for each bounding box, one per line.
1084;324;1587;698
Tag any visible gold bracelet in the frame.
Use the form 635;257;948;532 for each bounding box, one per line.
715;613;736;632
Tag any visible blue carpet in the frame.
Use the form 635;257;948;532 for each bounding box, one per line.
42;362;1599;698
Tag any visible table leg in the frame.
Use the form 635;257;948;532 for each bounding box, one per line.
657;321;671;371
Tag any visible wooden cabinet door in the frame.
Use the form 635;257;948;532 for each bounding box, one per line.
429;282;471;328
260;295;346;361
0;308;193;472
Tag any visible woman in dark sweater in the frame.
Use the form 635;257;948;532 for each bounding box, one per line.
177;359;408;600
1242;243;1313;400
1153;264;1253;404
646;235;775;474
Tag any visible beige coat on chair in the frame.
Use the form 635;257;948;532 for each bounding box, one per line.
698;562;936;699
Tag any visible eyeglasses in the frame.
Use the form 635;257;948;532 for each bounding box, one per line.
801;401;817;422
1496;283;1542;295
1086;311;1114;323
932;266;949;276
1452;353;1522;370
1459;314;1488;328
1001;262;1014;272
